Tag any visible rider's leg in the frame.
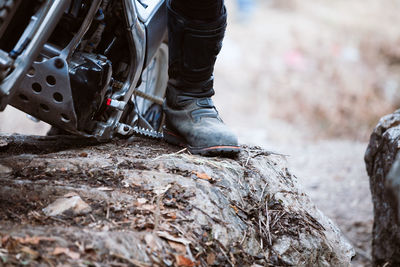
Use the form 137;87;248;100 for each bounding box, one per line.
170;0;224;21
164;0;240;156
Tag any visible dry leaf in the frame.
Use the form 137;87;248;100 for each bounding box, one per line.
206;253;216;265
230;205;239;214
1;235;9;246
168;241;186;253
122;180;130;188
64;192;78;198
192;171;212;181
52;247;68;255
137;198;148;205
15;236;55;245
52;247;80;260
139;204;156;211
43;194;91;217
0;164;12;175
20;246;39;259
2;236;19;252
166;212;177;219
153;184;172;195
157;231;191;246
175;255;196;267
79;152;88;157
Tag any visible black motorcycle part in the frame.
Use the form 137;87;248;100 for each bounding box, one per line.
141;1;167;67
69;54;112;132
0;1;37;52
144;103;163;131
69;0;83;18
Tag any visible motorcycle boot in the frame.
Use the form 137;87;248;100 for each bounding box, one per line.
163;1;240;156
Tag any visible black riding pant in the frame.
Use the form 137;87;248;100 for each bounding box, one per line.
167;0;226;100
170;0;225;21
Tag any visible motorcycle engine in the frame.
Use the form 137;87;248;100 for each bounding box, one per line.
68;52;112;132
49;0;129;133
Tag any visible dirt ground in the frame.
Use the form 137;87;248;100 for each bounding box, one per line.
1;0;399;266
0;135;354;266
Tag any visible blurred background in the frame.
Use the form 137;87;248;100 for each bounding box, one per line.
217;0;400;265
2;0;400;265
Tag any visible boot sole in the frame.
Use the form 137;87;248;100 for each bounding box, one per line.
163;127;241;157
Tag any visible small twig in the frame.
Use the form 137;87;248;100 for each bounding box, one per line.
240;230;247;245
192;206;227;225
258;183;268;202
153;185;171;231
151;148;187;161
245;155;251;166
253;150;289;157
175;147;188;154
259;218;264;249
250;183;257;193
236;190;246;209
106;203;110;220
215;240;234;267
265;202;272;246
90;214;96;223
111;252;151;267
242;148;251;167
186;245;195;263
258;216;272;247
237;174;245;189
164;218;194;223
170;224;186;236
49;216;67;224
291;245;307;263
270;211;285;229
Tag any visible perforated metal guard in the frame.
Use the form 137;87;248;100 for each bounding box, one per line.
9;57;78;132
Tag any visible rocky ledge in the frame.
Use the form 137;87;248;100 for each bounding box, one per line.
0;134;353;266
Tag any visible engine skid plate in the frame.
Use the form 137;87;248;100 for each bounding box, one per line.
9;57;78;132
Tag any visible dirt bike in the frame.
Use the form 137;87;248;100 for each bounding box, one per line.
0;0;168;140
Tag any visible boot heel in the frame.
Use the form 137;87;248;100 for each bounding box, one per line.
163;127;186;147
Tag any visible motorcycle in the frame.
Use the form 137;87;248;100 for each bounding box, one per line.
0;0;168;140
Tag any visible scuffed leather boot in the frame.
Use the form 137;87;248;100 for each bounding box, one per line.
164;1;240;156
163;88;240;156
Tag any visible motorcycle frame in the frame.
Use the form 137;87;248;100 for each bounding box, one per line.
0;0;167;140
95;0;167;140
0;0;71;110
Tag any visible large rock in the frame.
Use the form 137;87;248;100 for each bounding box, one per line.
387;153;400;221
0;134;353;266
365;109;400;266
